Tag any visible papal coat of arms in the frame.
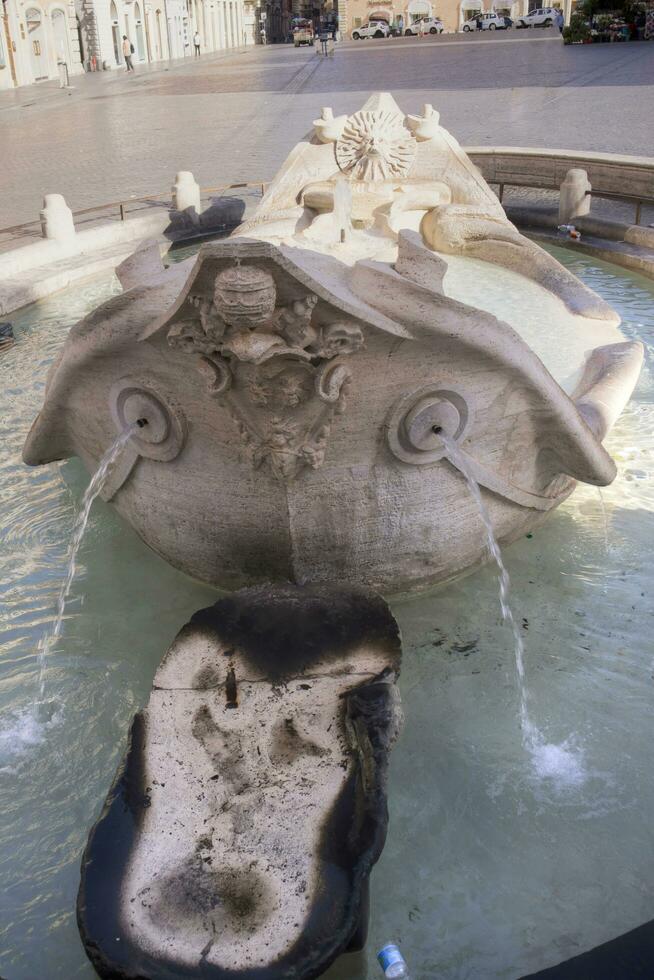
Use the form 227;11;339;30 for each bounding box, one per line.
167;261;365;481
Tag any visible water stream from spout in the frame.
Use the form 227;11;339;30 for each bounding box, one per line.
597;487;610;554
35;424;138;706
333;177;353;244
441;434;586;787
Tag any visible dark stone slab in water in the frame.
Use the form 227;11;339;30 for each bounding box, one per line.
0;322;14;353
78;583;402;980
521;918;654;978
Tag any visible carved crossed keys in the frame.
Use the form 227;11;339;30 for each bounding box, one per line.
167;262;364;481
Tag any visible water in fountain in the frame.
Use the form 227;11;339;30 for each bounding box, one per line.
1;253;652;978
597;486;610;554
34;423;139;707
441;433;586;788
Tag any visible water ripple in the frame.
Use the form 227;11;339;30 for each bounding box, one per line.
2;255;654;979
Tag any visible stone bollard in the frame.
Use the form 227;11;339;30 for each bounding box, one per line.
559;168;591;223
172;171;201;226
40;194;76;242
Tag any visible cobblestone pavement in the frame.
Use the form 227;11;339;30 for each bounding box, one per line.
1;32;653;227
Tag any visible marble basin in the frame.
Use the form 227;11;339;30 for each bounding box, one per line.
23;93;643;594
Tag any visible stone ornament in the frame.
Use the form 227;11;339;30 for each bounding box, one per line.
167;260;365;482
102;378;187;502
40;193;75;242
386;383;471;465
405;102;441;142
335;108;417;181
213;262;277;329
312;105;347;144
22;98;645;594
386;383;574;512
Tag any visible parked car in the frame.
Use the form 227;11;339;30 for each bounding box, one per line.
352;19;391;38
477;12;510;29
515;6;558;27
462;16;480;30
404;17;444;34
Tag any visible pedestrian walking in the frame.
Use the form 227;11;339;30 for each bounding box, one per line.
319;30;329;54
556;9;564;32
193;30;201;56
122;35;135;72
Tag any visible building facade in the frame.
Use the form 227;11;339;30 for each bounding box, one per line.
1;0;83;89
80;0;250;70
341;0;565;34
1;0;253;89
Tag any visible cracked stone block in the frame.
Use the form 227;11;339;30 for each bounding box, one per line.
77;583;403;979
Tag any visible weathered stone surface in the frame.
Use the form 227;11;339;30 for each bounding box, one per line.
172;170;202;226
247;92;614;322
78;584;402;980
40;193;75;242
116;240;166;291
22;93;643;593
558;168;592;224
624;224;654;249
0;322;14;353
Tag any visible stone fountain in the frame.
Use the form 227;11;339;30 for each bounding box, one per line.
23;93;642;595
23;93;644;978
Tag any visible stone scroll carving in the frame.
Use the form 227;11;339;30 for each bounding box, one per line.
168;262;364;481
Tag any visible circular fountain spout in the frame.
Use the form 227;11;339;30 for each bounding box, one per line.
386;385;470;465
405;396;462;451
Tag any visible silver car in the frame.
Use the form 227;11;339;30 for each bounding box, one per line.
515;6;557;27
351;20;391;38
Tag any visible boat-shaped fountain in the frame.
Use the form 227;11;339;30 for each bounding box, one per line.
23;92;642;595
19;93;647;980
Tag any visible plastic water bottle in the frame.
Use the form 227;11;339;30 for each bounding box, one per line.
377;942;412;978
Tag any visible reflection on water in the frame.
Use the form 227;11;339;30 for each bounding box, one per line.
1;251;653;979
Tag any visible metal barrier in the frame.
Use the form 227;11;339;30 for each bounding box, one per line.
0;181;269;245
2;147;654;244
466;146;654;225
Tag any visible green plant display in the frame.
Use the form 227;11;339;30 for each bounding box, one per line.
563;11;592;40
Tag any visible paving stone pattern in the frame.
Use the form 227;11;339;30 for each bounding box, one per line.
1;34;653;228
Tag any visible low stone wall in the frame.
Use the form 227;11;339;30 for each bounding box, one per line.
2;150;654;316
0;178;259;316
465;146;654;202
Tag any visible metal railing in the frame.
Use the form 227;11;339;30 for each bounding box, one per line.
0;181;269;245
3;146;654;245
466;146;654;226
491;181;651;225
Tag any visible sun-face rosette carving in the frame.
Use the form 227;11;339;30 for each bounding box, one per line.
335;110;416;182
